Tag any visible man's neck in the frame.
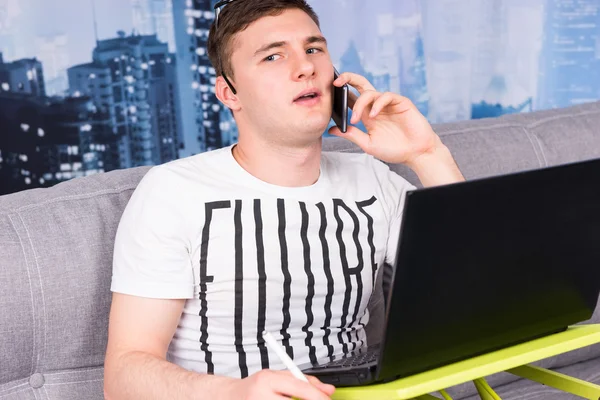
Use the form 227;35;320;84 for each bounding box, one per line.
232;137;323;188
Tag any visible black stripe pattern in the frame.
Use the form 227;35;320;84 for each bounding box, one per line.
199;201;231;374
254;199;270;369
234;200;248;377
277;198;294;358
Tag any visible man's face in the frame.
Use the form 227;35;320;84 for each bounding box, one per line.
228;8;334;146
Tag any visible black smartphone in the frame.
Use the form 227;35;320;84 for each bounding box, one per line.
331;67;349;133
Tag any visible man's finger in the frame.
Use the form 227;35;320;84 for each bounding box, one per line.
348;89;359;109
305;375;336;395
369;92;398;118
334;71;376;94
328;125;371;153
270;374;332;400
350;90;381;124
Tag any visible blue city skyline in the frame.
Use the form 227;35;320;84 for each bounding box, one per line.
1;0;599;194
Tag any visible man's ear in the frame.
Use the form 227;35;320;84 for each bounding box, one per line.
215;76;241;112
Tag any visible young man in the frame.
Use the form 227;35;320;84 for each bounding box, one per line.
104;1;464;399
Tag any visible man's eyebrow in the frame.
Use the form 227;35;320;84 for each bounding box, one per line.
253;36;328;57
254;41;287;57
306;35;327;46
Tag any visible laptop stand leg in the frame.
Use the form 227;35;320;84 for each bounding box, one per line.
507;364;600;399
473;378;502;400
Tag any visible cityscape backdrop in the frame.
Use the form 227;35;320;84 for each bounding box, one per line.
0;0;599;194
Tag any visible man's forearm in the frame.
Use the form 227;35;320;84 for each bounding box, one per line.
407;144;465;187
104;351;235;400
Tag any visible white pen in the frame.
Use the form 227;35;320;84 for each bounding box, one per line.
262;330;309;383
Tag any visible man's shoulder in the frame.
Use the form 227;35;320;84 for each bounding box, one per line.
145;146;232;183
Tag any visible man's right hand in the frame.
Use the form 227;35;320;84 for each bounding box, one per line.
224;369;336;400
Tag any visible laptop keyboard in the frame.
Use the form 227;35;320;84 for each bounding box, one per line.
321;350;378;368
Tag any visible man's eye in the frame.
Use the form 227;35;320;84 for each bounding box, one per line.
264;54;280;62
307;48;322;54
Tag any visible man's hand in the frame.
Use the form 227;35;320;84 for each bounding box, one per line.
224;370;335;400
330;72;464;186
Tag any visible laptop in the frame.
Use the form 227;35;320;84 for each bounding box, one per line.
301;157;600;387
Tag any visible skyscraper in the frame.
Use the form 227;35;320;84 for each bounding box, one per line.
538;0;600;109
34;34;70;96
0;92;98;195
132;0;177;52
68;32;179;169
172;0;224;157
0;53;46;97
421;0;473;123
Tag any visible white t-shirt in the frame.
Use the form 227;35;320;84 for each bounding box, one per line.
111;145;414;378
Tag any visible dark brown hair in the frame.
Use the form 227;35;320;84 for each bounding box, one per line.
207;0;321;81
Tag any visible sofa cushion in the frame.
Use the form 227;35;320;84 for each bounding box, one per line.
0;166;151;399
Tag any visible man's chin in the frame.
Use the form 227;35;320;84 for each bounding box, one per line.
298;114;331;134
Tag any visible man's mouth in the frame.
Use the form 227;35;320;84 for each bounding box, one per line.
294;88;322;103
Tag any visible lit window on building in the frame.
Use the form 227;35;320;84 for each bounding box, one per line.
37;128;45;137
2;83;9;91
21;124;30;132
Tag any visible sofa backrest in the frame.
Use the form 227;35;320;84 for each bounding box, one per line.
1;101;600;399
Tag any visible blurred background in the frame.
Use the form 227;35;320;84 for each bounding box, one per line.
0;0;598;194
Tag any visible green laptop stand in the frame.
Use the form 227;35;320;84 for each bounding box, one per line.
331;324;600;400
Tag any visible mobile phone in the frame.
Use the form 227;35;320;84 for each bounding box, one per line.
331;67;349;133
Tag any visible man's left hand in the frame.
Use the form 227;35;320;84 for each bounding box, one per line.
330;72;444;168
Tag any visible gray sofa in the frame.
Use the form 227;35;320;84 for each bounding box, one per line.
1;101;600;400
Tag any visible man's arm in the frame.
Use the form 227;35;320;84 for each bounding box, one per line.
103;293;233;399
103;293;335;400
405;141;465;188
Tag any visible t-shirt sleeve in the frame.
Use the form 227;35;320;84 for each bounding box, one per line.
111;166;195;299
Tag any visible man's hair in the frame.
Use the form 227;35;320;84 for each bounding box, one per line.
207;0;320;80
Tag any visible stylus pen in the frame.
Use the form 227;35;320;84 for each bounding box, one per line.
262;330;309;383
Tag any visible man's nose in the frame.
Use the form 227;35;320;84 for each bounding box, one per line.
293;54;316;81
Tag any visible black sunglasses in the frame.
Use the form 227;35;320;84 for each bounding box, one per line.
213;0;238;94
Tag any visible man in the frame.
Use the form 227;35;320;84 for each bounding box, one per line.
104;0;465;399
